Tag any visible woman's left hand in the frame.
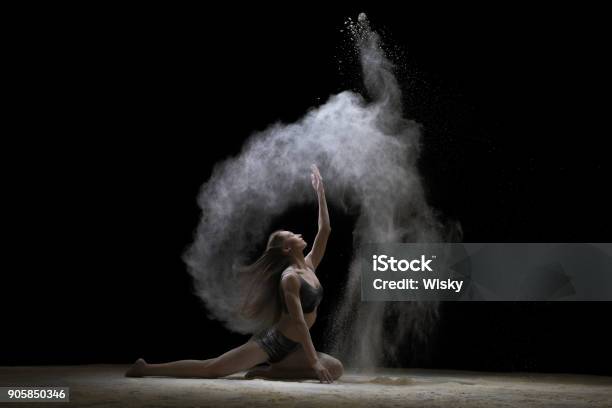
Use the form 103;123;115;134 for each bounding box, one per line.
311;164;324;196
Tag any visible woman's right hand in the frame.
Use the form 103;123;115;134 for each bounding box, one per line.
311;164;325;196
311;359;334;384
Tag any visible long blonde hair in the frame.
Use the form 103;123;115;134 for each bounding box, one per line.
238;230;292;330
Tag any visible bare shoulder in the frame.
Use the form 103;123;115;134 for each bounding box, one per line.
304;256;316;272
280;268;300;292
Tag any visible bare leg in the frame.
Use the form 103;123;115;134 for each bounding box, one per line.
245;348;344;381
126;340;269;378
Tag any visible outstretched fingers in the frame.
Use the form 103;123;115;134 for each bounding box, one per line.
311;164;322;179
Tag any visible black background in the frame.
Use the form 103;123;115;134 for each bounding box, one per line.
5;5;611;375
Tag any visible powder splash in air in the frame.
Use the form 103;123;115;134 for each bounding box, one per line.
184;13;456;368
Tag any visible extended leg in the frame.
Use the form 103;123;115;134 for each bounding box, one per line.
126;340;269;378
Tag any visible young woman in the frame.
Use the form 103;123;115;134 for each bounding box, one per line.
125;165;343;383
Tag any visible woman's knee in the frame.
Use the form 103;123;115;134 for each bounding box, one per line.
201;358;227;378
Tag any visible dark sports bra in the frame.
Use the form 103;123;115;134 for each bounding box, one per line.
280;273;324;314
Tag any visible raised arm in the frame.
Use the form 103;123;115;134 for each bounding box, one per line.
281;272;334;383
306;164;331;270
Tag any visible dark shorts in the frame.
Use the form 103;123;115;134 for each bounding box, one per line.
251;327;300;363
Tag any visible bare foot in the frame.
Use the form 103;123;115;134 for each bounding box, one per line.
125;358;147;377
